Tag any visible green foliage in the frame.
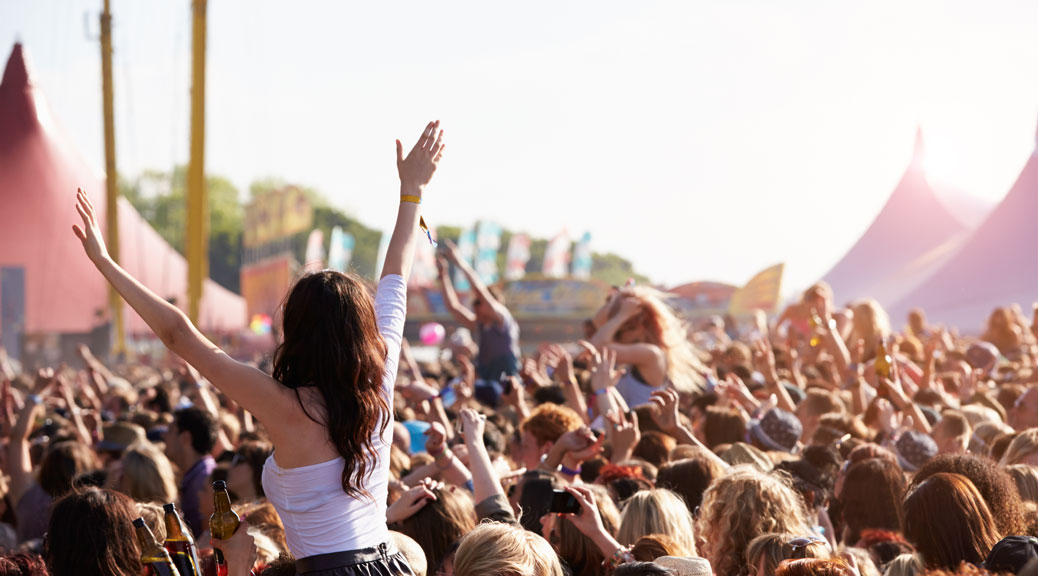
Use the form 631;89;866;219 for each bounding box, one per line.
120;166;242;292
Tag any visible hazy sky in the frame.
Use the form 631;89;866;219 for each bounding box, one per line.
4;1;1038;294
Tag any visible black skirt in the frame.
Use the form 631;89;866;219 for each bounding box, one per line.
295;542;415;576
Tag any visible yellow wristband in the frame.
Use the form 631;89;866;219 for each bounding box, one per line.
400;195;422;205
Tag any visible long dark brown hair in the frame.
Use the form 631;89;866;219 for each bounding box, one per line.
903;472;1001;569
272;271;389;499
46;488;142;576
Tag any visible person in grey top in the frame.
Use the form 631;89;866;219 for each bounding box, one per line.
438;240;521;383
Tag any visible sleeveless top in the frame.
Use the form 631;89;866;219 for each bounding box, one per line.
615;366;665;408
261;274;406;558
475;309;521;380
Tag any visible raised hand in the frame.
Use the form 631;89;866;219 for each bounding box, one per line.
606;410;640;463
72;188;110;265
459;407;486;446
648;389;681;432
396;121;444;193
560;485;610;541
555;426;603;463
386;480;440;524
425;422;448;455
590;347;623;393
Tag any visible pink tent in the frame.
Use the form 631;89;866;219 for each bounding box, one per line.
891;125;1038;331
0;43;244;344
820;129;982;308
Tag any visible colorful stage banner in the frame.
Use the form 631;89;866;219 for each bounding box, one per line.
504;234;531;281
728;263;785;316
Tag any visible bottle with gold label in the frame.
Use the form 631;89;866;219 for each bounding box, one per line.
163;502;200;576
210;480;240;576
133;517;180;576
875;339;892;381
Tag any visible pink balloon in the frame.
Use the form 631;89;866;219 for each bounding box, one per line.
419;322;445;346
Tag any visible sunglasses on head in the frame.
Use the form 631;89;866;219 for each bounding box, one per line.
787;535;825;559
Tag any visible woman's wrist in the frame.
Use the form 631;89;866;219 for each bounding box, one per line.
591;532;622;557
399;183;425;199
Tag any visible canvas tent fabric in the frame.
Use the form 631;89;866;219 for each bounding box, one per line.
0;43;245;336
891;126;1038;332
820;129;978;308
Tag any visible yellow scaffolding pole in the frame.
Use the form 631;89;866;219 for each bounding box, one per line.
100;0;125;355
187;0;208;324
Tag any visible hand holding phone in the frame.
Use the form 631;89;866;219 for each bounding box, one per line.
549;489;582;514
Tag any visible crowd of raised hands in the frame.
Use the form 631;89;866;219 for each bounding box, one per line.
4;120;1038;576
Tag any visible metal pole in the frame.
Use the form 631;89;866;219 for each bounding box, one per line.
100;0;126;355
187;0;208;324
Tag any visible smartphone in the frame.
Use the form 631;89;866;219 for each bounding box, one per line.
500;371;514;396
549;489;581;514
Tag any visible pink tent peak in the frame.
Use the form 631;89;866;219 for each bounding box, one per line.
819;128;975;308
891;118;1038;331
0;42;245;337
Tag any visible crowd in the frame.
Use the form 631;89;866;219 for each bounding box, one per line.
2;121;1038;576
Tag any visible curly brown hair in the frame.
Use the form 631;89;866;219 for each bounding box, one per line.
696;466;811;576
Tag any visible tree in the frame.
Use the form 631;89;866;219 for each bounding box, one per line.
120;166;243;292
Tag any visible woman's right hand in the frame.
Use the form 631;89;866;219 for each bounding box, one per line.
397;121;444;193
72;188;110;265
210;518;258;576
560;485;607;539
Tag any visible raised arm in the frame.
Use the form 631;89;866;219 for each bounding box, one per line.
382;121;444;281
72;189;289;426
436;255;477;330
443;239;506;325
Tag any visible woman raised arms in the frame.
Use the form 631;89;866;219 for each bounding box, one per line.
74;121;444;576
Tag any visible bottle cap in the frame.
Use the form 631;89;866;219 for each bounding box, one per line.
132;517;146;528
162;502;177;513
213;480;227;490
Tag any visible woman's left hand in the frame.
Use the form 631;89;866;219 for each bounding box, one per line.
397;121;444;193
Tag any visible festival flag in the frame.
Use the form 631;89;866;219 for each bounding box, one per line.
410;227;439;288
453;228;476;292
475;221;502;285
373;231;391;280
504;234;531;281
303;229;325;273
542;230;571;278
327;227;356;273
728;263;785;316
571;231;593;279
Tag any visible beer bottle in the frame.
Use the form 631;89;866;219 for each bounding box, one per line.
875;339;892;381
133;517;181;576
809;309;822;348
210;480;240;576
163;502;201;576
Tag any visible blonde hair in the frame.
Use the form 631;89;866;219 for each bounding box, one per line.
454;522;565;576
617;488;696;554
136;502;167;542
847;299;891;361
121;441;178;504
696;466;811;576
1005;464;1038;503
611;285;706;395
1001;429;1038;466
745;532;831;576
883;553;922;576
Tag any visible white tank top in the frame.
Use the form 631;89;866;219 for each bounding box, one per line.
262;274;406;558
